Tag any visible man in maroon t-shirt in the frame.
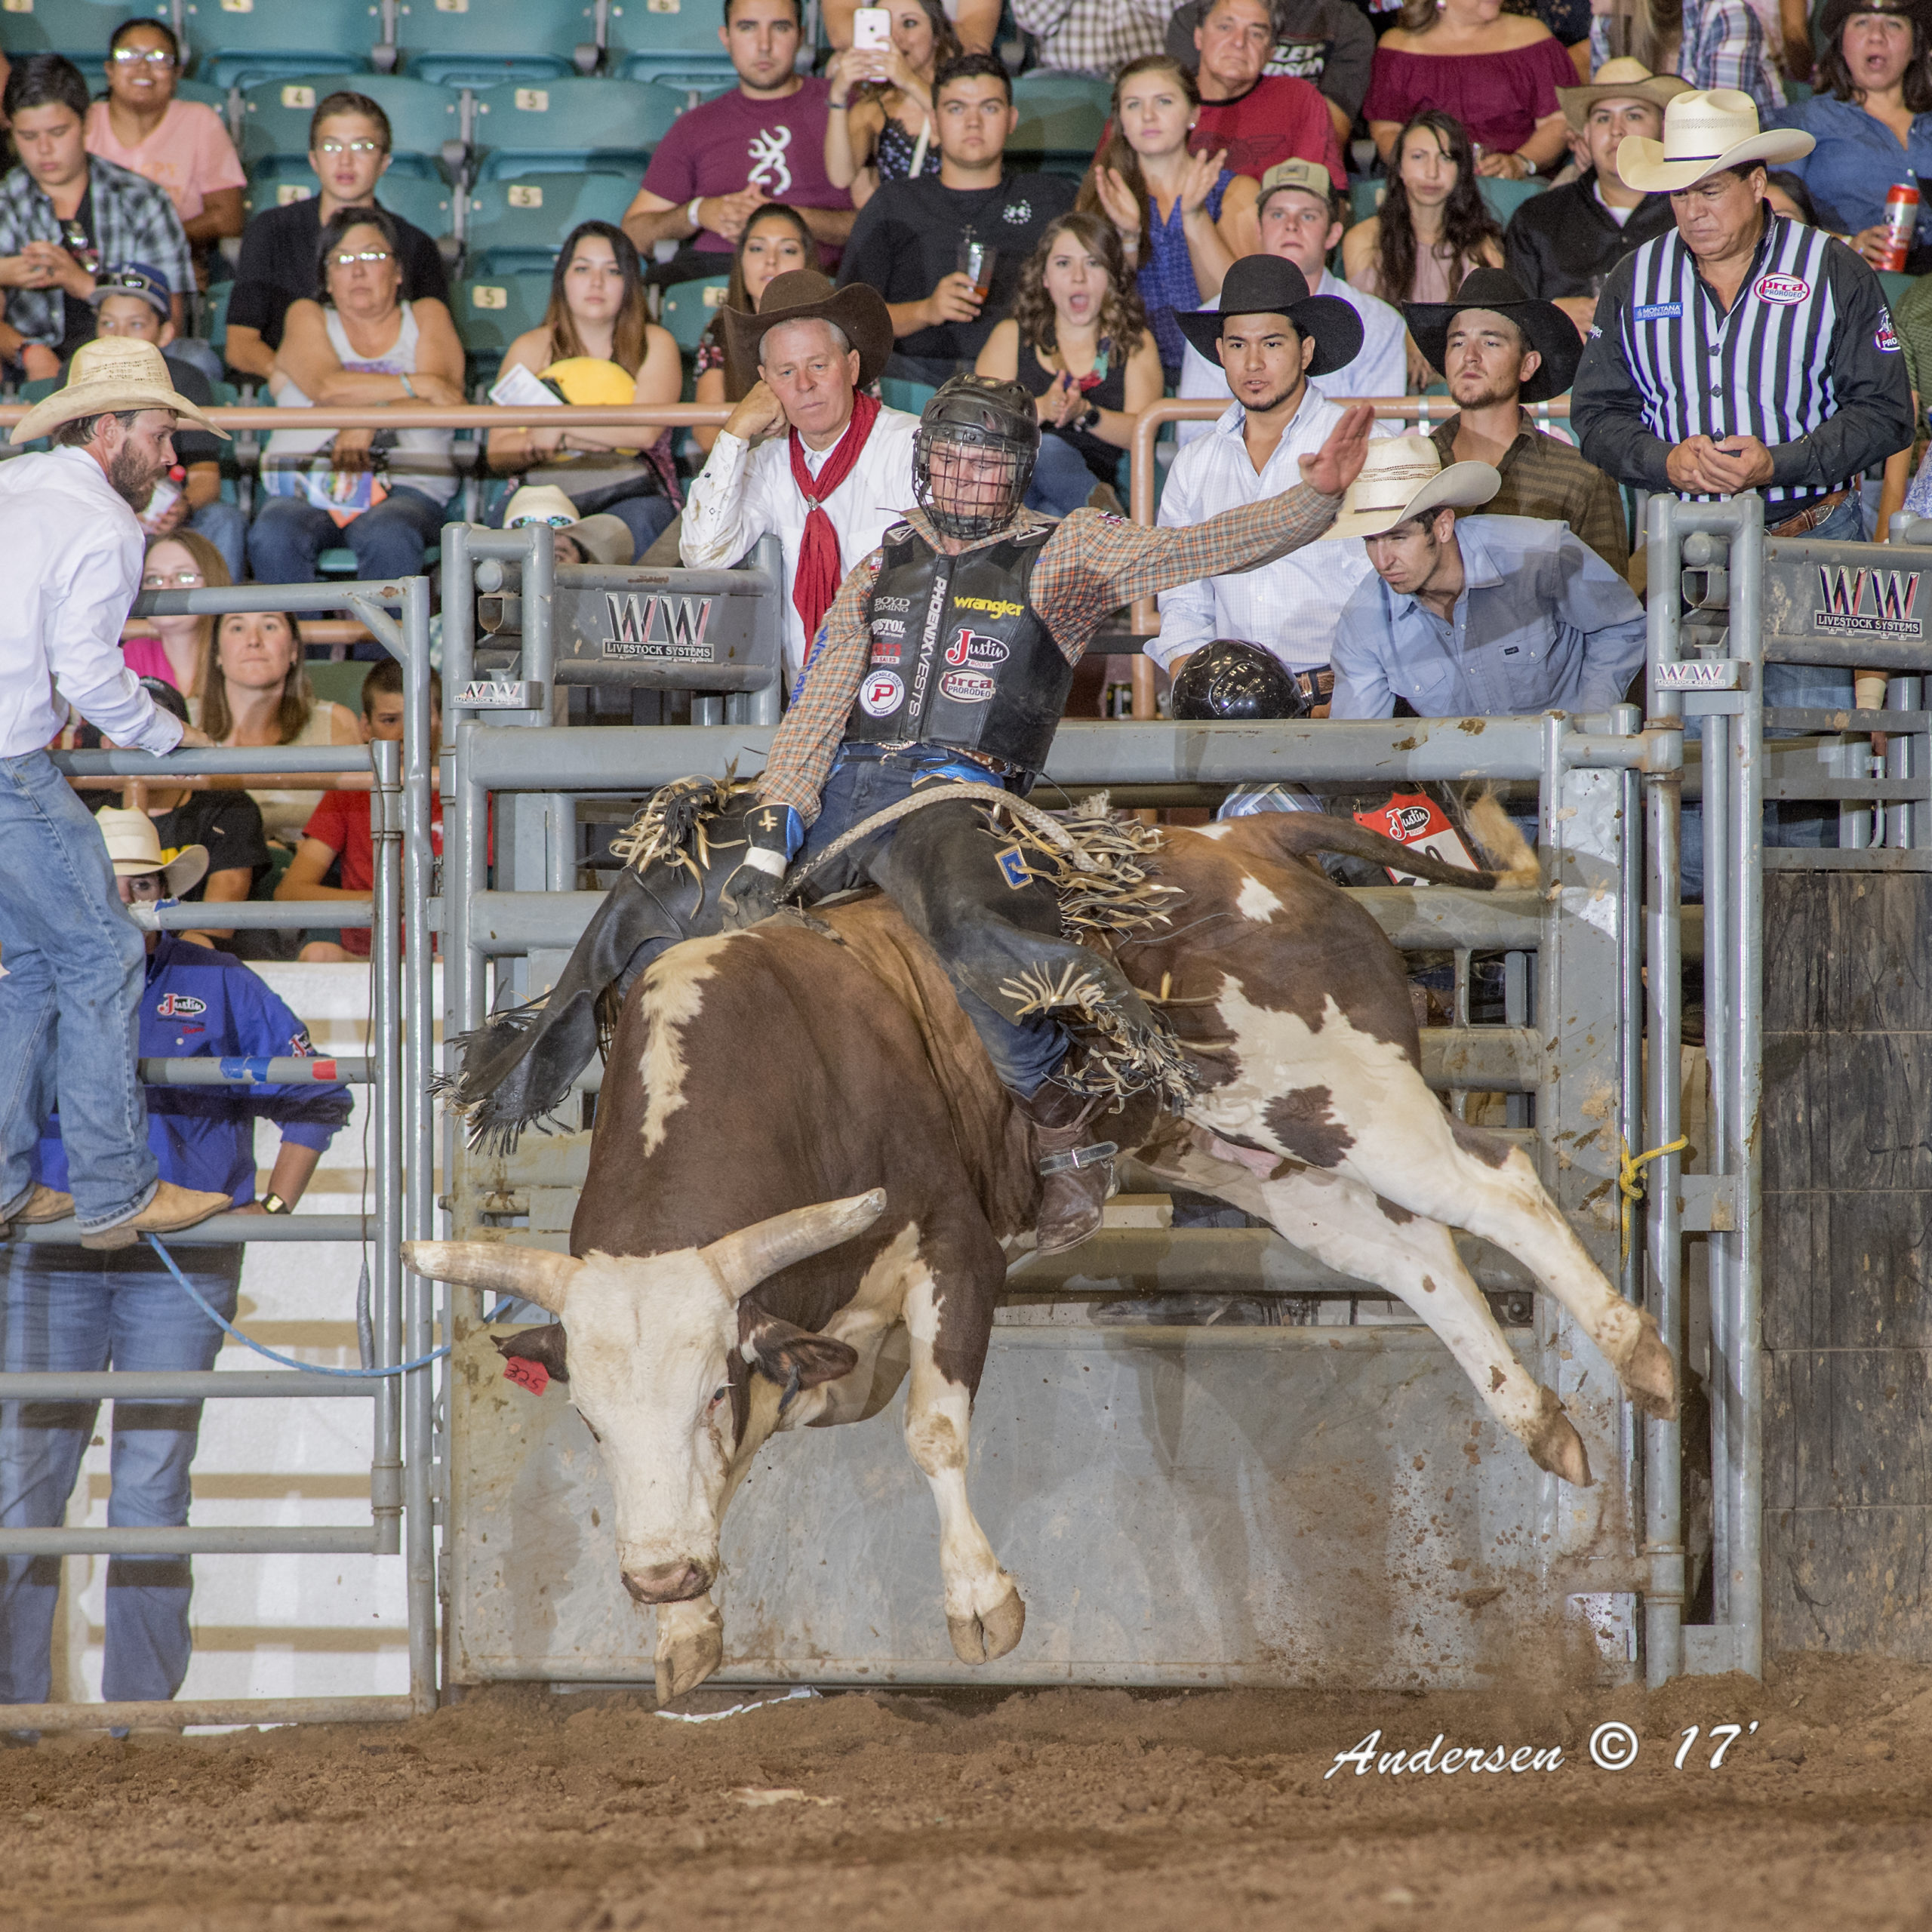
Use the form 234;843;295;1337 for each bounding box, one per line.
622;0;854;285
1096;0;1346;189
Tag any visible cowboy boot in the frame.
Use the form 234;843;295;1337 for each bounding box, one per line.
1017;1083;1118;1257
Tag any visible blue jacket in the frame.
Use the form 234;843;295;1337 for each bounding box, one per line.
36;936;352;1205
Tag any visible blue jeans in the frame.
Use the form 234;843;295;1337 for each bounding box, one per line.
247;485;447;585
1025;434;1101;518
186;498;247;583
0;1242;241;1706
0;752;155;1233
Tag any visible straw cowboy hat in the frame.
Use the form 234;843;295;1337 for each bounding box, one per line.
1555;57;1691;132
721;269;894;397
503;484;635;568
11;336;228;446
1176;255;1364;378
1404;266;1584;405
1616;88;1814;195
1331;435;1499;541
96;805;208;899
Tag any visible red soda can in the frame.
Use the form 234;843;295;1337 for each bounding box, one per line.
1879;182;1919;272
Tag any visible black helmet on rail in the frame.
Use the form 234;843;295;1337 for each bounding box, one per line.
914;374;1041;542
1168;639;1310;721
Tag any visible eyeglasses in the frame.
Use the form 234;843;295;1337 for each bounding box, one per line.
328;248;394;269
316;138;386;157
508;514;575;530
111;48;177;67
142;569;205;588
100;269;162;294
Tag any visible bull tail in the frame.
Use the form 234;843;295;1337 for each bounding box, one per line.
1232;792;1540;893
1460;789;1541;889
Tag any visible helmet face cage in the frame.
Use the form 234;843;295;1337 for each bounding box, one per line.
914;420;1036;540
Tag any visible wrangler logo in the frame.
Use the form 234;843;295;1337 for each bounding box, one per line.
601;593;715;660
952;596;1024;619
1814;566;1923;638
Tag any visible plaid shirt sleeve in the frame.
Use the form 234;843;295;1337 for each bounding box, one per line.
1008;0;1167;75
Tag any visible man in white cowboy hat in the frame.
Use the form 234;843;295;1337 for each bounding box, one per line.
1503;58;1690;335
0;335;237;1254
681;268;921;686
503;483;638;570
1329;435;1647;721
0;805;351;1719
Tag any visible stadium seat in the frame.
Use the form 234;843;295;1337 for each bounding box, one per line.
183;0;379;90
1349;178;1383;224
0;0;171;60
239;73;463;177
658;275;728;353
390;0;585;87
471;76;677;182
1008;69;1110;178
1476;177;1547;226
464;172;634;275
1878;269;1915;306
610;0;737;90
878;375;938;416
454;271;553;361
245;164;454;245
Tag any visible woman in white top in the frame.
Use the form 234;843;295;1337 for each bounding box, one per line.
248;206;467;584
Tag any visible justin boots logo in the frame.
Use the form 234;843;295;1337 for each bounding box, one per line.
156;993;207;1018
945;627;1010;667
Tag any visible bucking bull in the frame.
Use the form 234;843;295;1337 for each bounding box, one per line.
405;783;1675;1700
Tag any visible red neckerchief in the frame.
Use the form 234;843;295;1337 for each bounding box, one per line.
788;389;881;648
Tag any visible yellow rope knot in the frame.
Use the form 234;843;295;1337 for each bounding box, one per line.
1618;1133;1690;1263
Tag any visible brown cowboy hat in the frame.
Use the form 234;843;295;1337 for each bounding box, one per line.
719;269;894;397
1555;57;1692;133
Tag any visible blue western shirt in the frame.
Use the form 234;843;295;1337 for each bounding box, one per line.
1329;514;1647;721
1770;93;1932;247
35;935;352;1205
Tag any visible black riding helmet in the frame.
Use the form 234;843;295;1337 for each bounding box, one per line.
1168;639;1311;721
915;374;1041;542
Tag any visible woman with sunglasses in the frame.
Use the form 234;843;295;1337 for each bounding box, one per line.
121;530;230;699
249;205;467;586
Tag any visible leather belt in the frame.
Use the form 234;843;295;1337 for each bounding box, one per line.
1767;488;1851;538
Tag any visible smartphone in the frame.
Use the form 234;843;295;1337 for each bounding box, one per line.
853;7;891;49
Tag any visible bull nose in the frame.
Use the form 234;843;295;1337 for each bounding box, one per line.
623;1560;712;1604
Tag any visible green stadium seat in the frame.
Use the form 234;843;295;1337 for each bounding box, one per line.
239;73;462;175
1008;69;1110;169
464;172;634;275
471;76;676;181
1878;269;1916;306
1349;177;1383;224
878;375;938;415
185;0;378;90
658;275;728;352
1477;176;1547;226
610;1;737;90
391;0;585;86
0;0;171;60
245;163;454;244
454;271;553;361
172;75;229;111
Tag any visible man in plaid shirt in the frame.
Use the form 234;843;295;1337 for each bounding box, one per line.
0;57;192;380
721;372;1371;1254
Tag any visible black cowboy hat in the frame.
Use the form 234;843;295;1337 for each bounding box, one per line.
1403;267;1582;405
1821;0;1932;45
719;268;895;395
1175;255;1364;380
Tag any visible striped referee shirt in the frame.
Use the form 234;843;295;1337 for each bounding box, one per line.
1569;212;1913;510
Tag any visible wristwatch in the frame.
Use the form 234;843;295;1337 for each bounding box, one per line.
1081;403;1102;432
261;1192;291;1216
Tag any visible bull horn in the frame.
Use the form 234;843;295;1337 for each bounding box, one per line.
700;1189;888;1300
401;1240;584;1315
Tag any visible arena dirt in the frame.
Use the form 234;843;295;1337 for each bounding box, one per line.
6;1653;1930;1930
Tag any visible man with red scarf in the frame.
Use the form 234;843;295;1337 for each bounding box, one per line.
681;270;920;685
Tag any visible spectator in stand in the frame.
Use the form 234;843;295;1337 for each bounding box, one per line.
85;263;244;578
621;0;854;285
84;20;244;298
682;272;920;684
825;0;998;54
0;803;350;1721
1009;0;1169;78
1342;111;1504;386
0;56;193;381
121;530;227;700
1404;265;1630;571
974;211;1161;515
1770;0;1932;269
503;483;638;566
278;661;443;962
836;54;1076;386
1503;59;1687;335
1096;0;1347;185
198;609;360;848
1590;0;1785;117
485;221;682;561
825;0;958;208
1763;168;1820;224
223;91;452;386
1365;0;1577;177
249;207;465;586
1165;0;1375;149
1082;54;1253;383
694;204;817;457
1179;158;1407;435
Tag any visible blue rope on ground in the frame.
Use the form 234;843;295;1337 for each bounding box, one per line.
147;1235;457;1378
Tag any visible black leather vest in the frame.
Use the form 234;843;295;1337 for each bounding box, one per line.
843;521;1072;774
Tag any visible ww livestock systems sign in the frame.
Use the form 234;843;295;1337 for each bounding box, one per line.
1761;537;1931;652
549;571;780;692
601;592;715;661
1811;565;1921;638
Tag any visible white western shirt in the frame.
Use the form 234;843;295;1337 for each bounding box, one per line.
679;405;923;683
1176;270;1409;443
0;446;177;759
1152;389;1379;675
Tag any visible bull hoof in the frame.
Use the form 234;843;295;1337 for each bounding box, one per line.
654;1617;724;1704
1618;1309;1679;1421
1524;1386;1593;1488
947;1585;1026;1665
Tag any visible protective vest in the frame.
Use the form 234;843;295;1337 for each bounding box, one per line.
843;521;1073;773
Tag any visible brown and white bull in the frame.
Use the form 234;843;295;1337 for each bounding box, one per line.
406;811;1674;1700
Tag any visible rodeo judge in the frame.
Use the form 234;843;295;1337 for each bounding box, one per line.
720;374;1372;1254
0;338;237;1252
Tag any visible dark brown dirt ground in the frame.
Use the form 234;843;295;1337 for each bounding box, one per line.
5;1653;1931;1931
